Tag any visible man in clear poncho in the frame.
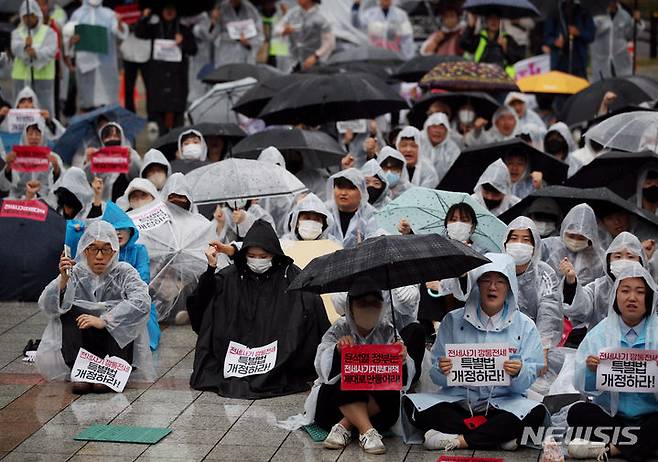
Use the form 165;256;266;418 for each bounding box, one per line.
376;146;413;200
281;192;340;242
566;262;658;461
503;92;547;133
420;113;461;184
360;159;390;210
213;0;264;67
464;105;519;147
395;126;439;189
36;220;154;391
471;158;520;216
351;0;415;59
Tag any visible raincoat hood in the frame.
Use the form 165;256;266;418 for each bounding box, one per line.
235;219;293;268
360;158;390;204
18;0;43;27
504;216;543;268
474;158;513;196
55;167;93;212
99;121;129;147
326;168;370;208
287;193;335;238
344;289;389;343
504;92;528;108
14;86;41;109
102;202;140;248
377;146;411;184
605;231;647;268
177;129;208;162
546;122;577;154
422;112;451;146
492;105;519;136
560;203;600;246
140;148;172;178
20;116;47;146
635;161;658;209
160;172;197;213
396;125;422;149
257;146;286;169
119;178;162;211
75;220;120;273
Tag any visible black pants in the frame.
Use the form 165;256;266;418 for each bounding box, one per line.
314;380;401;432
404;397;546;449
124;60;147;113
60;306;133;368
151;111;184;136
567;402;658;462
400;322;425;385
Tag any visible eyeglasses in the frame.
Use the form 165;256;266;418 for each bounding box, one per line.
85;246;114;256
478;278;507;288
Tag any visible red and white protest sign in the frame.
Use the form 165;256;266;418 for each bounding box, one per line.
12;145;50;173
446;343;510;387
115;4;141;25
0;199;48;221
70;348;132;392
597;347;658;393
90;147;130;174
223;340;278;378
341;344;403;391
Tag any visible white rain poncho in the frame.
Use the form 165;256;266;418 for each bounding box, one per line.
140;148;172;186
471;158;521;216
542;203;606;286
126;178;220;321
394;126;439;189
117;177;158;212
464;105;519;147
545;122;583;177
36;220;154;382
351;4;415;59
590;8;639;81
504;92;547;133
324;168;382;248
360;158;390;210
634;161;658;212
340;120;387;168
177;129;208;162
573;262;658;417
0;117;64;199
160;172;199;214
187;12;216;104
420;113;461;184
216;201;276;242
565;231;647;330
213;0;264;67
377;145;412;200
281;192;339;242
257;146;295;236
50;166;94;219
1;86;65;140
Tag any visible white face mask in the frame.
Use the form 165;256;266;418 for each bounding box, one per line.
506;242;534;265
534;220;556;237
87;0;102;6
147;171;167;190
297;219;323;240
181;143;204;160
610;259;637;278
459;109;475;124
247;257;272;274
564;236;589;253
446;221;472;243
352;306;381;331
129;197;153;210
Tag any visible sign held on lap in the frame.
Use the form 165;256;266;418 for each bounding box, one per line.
70;348;132;392
341;344;403;391
597;347;658;393
224;340;278;378
446;343;510;387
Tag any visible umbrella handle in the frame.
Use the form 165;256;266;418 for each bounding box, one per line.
386;265;398;342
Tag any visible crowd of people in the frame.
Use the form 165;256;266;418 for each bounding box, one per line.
1;0;658;461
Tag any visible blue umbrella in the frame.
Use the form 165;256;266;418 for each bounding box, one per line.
54;104;147;165
463;0;540;19
375;187;507;252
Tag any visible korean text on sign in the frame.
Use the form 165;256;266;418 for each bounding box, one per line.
224;340;278;378
341;344;404;391
128;201;171;232
446;343;510;387
90;146;130;174
6;109;41;133
70;348;132;392
597;347;658;393
0;199;48;221
12;145;50;173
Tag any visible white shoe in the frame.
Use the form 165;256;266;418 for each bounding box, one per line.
147;121;159;142
174;310;190;325
500;439;518;451
423;429;460;451
567;438;608;460
323;423;351;449
359;428;386;454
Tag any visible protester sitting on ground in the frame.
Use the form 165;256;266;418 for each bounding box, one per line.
214;198;275;242
377;146;413;200
471;159;520;216
257;146;295;235
140;148;171;192
395;126;439;188
544;122;582;177
36;220;154;392
281;193;339;242
420;113;461;184
51;166;93;220
464;105;518;147
0;86;65;140
360;159;390;211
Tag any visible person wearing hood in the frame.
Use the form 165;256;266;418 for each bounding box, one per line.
634;164;658;216
282;193;340;242
36;220;154;392
403;253;546;451
83;122;142;202
571;136;608;168
420;114;461;184
340;119;387;168
464;105;519;147
213;0;264;68
257;146;296;236
395;127;439;189
542;203;606;288
421;4;464;56
0;118;64;199
185;8;219;104
312;276;414;454
170;128;209;175
51;166;93;220
351;0;415;60
544;122;582;177
140;148;171;192
360;159;390;211
325;168;381;249
526;197;562;239
0;86;65;140
504;93;547;133
471;158;521;216
187;219;330;398
566;262;658;461
160;172;199;214
67;0;127;111
503;217;564;387
118;177;158;212
214;196;276;243
377;146;413;200
502;150;543;201
136;4;197;135
11;0;58;116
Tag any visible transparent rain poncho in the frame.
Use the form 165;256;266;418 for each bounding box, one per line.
376;145;412;200
281;192;339;242
420;113;461;184
471;158;521;216
36;220;154;382
360;158;390;210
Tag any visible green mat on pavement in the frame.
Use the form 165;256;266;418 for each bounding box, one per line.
74;425;171;444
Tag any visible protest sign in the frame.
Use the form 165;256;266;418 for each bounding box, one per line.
6;109;41;133
224;340;278;378
153;39;183;63
75;24;109;54
597;347;658;393
90;146;130;174
336;119;367;134
0;199;48;221
446;343;510;386
226;19;258;40
341;344;404;391
114;4;141;25
514;54;550;80
11;145;50;172
128;201;172;232
70;348;132;392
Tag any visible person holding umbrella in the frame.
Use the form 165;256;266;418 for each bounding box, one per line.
421;3;465;56
421;113;462;184
472;158;520;216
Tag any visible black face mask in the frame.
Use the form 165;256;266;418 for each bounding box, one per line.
544;138;568;157
367;186;385;204
483;197;503;210
104;139;121;147
643;186;658;203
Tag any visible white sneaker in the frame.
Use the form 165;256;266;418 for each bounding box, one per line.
423;429;460;451
323;423;351;449
358;428;386;454
500;439;518;451
567;438;608;460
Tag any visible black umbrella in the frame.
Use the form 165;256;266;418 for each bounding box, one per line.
407;91;500;129
309;61;398;78
328;46;405;66
152;123;246;161
0;200;64;301
202;63;285;85
258;73;409;126
463;0;540;18
498;186;658;236
559;76;658;127
391;55;463;82
566;150;658;199
437;139;569;192
231;128;345;169
232;74;311;118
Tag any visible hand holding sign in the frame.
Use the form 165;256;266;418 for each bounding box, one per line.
587;354;600;372
76;314;107;330
337;335;355;351
90;147;130;174
341;344;404;391
11;146;51;173
439;357;453;376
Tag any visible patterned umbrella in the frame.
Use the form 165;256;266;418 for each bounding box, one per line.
420;61;519;92
391;55;464;82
